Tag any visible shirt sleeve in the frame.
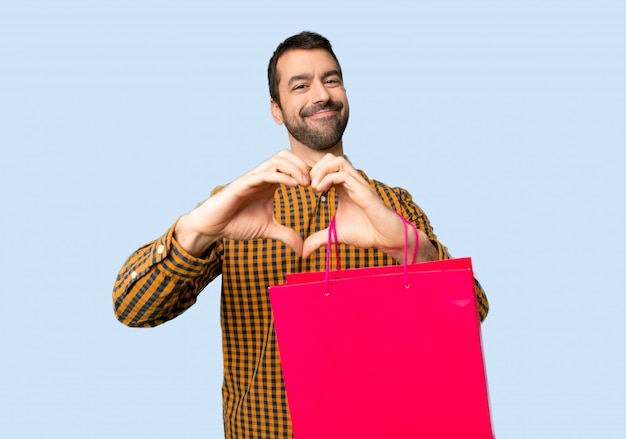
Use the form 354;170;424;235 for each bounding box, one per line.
112;219;223;327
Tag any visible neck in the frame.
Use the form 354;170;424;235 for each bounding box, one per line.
289;139;344;167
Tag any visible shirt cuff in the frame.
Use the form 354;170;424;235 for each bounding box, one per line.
154;220;217;278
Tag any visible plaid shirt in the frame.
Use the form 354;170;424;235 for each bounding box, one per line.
113;172;489;438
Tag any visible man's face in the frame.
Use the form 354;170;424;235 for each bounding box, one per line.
272;48;349;151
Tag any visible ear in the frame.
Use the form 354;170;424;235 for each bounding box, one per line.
270;99;284;125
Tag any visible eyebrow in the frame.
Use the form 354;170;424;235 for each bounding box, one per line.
287;70;342;87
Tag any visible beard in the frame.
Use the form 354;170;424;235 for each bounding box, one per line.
282;100;350;151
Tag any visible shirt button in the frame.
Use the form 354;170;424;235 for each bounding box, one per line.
131;271;137;279
320;195;327;202
157;244;164;254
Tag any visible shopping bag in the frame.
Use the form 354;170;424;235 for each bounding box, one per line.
269;217;494;439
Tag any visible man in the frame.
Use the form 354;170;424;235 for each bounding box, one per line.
113;31;489;439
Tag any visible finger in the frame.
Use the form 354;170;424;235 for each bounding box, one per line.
258;150;311;186
242;170;303;189
309;154;343;187
301;228;329;259
229;169;302;197
310;172;343;193
265;223;305;256
310;155;361;191
314;172;375;205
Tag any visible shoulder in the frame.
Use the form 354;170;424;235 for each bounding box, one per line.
356;169;415;209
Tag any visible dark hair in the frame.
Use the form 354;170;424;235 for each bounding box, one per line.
267;31;342;107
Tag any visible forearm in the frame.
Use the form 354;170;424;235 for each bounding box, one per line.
382;222;439;264
174;212;222;258
112;221;221;327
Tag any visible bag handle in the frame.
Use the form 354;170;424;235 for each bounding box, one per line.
324;217;340;295
324;212;419;294
394;211;419;267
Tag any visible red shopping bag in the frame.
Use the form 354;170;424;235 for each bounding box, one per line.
269;218;494;438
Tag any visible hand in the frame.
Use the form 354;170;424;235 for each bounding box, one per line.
302;154;435;262
175;150;311;257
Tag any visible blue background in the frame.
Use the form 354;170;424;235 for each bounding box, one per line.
1;1;625;437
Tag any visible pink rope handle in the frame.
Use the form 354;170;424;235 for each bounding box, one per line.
393;211;419;264
394;211;419;287
325;216;340;270
325;212;419;292
325;216;340;295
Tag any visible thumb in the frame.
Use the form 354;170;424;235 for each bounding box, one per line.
266;223;304;256
302;228;330;259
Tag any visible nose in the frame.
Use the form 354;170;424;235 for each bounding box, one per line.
310;79;330;104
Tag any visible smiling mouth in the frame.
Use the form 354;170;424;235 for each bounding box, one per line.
301;101;343;118
308;109;336;119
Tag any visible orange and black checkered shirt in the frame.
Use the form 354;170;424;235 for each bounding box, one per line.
113;172;489;439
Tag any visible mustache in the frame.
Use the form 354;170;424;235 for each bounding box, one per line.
299;100;344;117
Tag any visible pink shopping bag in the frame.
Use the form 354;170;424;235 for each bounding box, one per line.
269;219;494;438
